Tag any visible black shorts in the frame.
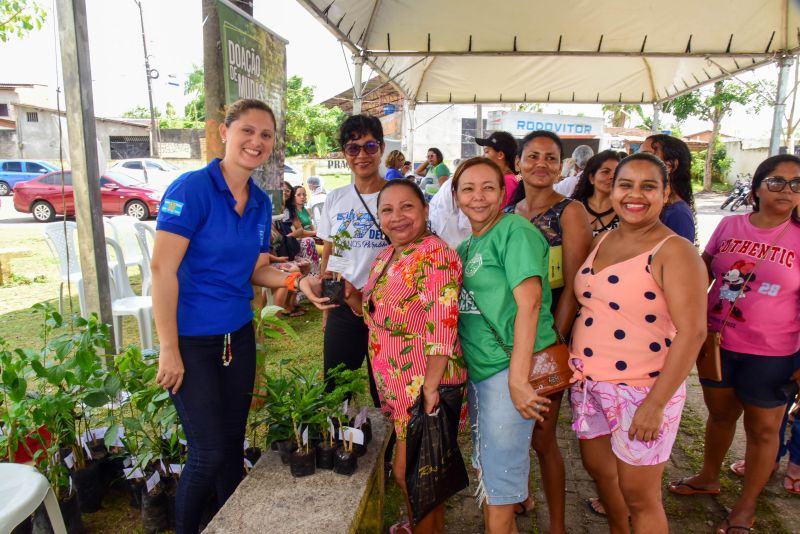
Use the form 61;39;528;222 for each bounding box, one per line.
700;348;799;408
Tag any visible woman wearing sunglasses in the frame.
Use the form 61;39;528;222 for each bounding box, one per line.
668;155;800;534
318;114;387;406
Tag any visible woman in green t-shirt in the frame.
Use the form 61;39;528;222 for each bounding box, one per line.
453;156;556;533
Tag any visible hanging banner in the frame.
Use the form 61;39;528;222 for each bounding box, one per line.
217;0;288;215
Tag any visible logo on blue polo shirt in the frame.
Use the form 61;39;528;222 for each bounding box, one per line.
162;199;184;216
257;224;266;245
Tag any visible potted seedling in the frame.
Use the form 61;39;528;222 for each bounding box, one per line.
262;376;296;463
333;424;358;476
286;367;326;478
27;306;118;514
322;228;351;305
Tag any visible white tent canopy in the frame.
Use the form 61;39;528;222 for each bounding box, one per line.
297;0;800;105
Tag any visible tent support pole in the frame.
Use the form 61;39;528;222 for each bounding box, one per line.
476;104;483;142
770;54;794;155
652;102;661;133
403;102;415;164
353;54;364;115
56;0;115;360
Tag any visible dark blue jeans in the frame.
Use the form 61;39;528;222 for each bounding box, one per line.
170;321;256;534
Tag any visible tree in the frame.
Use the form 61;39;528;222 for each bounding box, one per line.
664;81;757;192
123;105;160;119
602;104;643;128
285;75;345;156
0;0;46;42
515;103;544;113
184;64;205;126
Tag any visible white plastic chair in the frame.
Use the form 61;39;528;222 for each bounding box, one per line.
42;222;87;317
0;463;67;534
106;236;154;352
133;222;155;296
108;216;148;292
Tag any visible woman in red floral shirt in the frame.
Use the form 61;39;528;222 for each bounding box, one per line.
351;179;467;533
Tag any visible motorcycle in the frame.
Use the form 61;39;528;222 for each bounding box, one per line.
721;175;751;211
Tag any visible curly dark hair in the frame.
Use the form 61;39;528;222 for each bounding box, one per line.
339;114;384;148
572;150;623;202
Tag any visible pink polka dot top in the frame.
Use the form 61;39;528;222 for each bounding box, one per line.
570;233;678;387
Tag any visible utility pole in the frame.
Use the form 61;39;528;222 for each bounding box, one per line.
134;0;160;157
56;0;115;357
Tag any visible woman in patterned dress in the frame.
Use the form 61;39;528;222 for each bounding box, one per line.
352;179;467;533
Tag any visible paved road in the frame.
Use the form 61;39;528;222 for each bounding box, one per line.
0;192;158;229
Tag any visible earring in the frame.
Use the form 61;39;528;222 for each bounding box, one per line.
222;138;226;144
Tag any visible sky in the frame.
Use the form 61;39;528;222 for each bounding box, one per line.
0;0;788;139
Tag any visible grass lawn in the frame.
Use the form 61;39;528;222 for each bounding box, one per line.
318;172;352;191
691;178;732;193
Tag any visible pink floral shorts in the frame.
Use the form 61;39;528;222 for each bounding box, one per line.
570;378;686;466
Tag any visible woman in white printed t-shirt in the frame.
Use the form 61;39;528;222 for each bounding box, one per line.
318;114;388;406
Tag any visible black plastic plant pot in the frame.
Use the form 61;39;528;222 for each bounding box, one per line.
275;440;298;465
127;478;144;509
362;418;373;446
244;447;262;466
333;449;357;476
72;460;103;513
103;453;128;490
11;515;31;534
321;278;346;305
163;476;178;531
87;439;109;462
289;449;316;478
31;491;84;534
141;487;169;534
315;442;336;470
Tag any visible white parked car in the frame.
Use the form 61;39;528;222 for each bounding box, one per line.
109;158;182;190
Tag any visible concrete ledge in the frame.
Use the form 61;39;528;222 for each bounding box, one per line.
204;408;389;534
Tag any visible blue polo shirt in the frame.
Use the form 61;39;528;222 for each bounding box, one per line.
156;158;271;336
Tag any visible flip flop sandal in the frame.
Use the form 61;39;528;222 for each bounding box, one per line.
389;521;412;534
667;478;721;496
585;497;607;517
730;459;746;477
729;460;779;478
717;517;754;533
783;474;800;495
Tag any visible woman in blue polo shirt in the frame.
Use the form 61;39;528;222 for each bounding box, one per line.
151;99;332;534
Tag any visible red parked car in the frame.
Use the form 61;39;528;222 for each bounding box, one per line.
13;170;162;222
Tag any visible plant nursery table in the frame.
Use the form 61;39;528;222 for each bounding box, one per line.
204;408;389;533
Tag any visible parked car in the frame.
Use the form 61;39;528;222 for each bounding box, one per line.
13;170;162;222
0;159;59;196
109;158;182;190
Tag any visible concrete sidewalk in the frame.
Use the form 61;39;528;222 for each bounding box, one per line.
399;369;800;533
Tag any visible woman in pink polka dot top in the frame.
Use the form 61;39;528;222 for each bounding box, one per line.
568;152;707;534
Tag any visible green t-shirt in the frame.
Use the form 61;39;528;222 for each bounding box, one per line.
429;162;450;179
456;214;556;383
297;206;313;230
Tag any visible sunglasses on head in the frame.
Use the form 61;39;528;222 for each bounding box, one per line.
764;176;800;193
344;140;381;157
